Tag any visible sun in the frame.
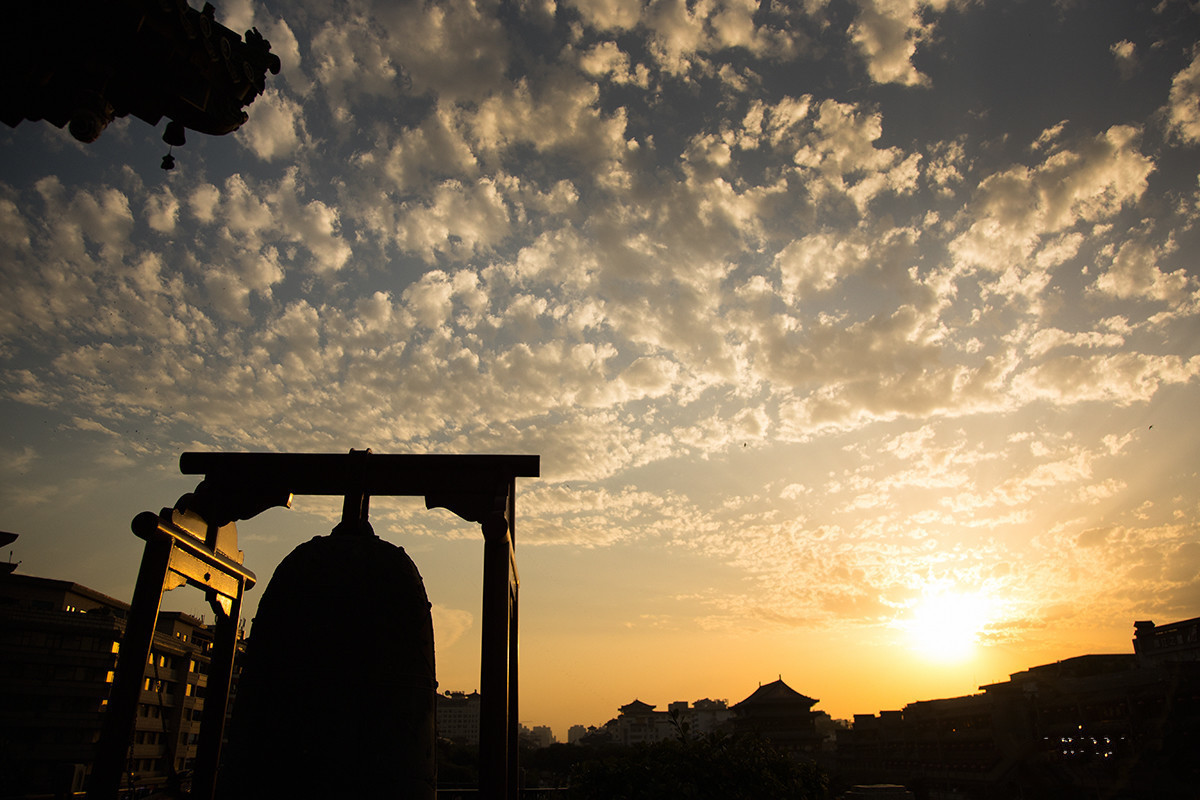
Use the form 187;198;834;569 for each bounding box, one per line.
904;591;993;663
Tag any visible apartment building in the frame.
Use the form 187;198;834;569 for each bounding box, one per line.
0;571;237;796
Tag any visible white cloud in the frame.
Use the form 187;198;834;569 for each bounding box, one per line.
468;73;630;170
1013;353;1200;406
431;605;474;647
1165;47;1200;144
568;0;644;32
4;0;1200;679
188;184;221;223
774;233;869;297
377;105;480;191
144;188;179;234
848;0;951;86
376;0;514;101
950;125;1154;292
1111;40;1137;80
791;99;920;213
310;14;404;122
1025;327;1126;358
394;178;513;261
1093;236;1195;303
576;41;648;86
237;88;308;161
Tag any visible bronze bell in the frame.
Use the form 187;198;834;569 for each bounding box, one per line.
218;524;437;799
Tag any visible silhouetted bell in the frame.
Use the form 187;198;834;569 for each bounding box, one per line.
218;520;437;799
163;120;187;147
160;153;176;170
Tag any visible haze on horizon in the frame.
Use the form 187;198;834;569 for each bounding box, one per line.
1;0;1199;740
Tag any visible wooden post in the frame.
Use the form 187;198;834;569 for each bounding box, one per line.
506;478;520;800
89;536;171;799
191;581;245;800
478;513;514;799
89;510;257;800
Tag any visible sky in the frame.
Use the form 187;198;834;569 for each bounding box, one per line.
2;0;1200;741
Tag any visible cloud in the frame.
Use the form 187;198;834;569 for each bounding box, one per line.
431;605;474;648
950;125;1154;302
237;88;309;160
1165;47;1200;144
568;0;798;75
374;104;480;191
774;232;870;297
567;0;644;32
1111;39;1137;80
309;12;406;122
1013;353;1199;406
1026;326;1126;358
576;41;649;86
377;0;514;101
144;188;179;234
393;178;513;261
1093;236;1196;303
0;445;37;474
848;0;951;87
3;0;1200;658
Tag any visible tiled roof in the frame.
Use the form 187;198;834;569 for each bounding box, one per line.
733;678;817;709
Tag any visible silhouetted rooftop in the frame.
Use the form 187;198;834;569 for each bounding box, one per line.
733;678;818;709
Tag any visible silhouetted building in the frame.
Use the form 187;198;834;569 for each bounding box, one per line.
1133;616;1200;665
613;699;665;745
604;697;733;745
0;571;240;796
521;724;555;748
731;678;823;756
684;697;734;737
836;619;1200;799
438;690;482;745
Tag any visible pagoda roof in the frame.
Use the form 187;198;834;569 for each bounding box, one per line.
733;679;818;709
618;699;657;715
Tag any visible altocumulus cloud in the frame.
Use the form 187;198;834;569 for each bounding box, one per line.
1;0;1199;643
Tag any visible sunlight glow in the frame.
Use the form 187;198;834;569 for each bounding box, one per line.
904;592;994;663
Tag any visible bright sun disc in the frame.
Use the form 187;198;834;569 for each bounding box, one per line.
905;592;991;663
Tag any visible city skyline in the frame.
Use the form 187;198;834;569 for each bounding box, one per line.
2;0;1200;742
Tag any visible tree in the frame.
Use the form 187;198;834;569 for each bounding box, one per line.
566;732;828;800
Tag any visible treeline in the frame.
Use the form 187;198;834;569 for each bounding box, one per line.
438;732;830;799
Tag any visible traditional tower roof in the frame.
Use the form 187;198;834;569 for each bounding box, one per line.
618;699;658;715
732;678;818;710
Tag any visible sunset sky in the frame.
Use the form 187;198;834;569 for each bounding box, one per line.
2;0;1200;740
